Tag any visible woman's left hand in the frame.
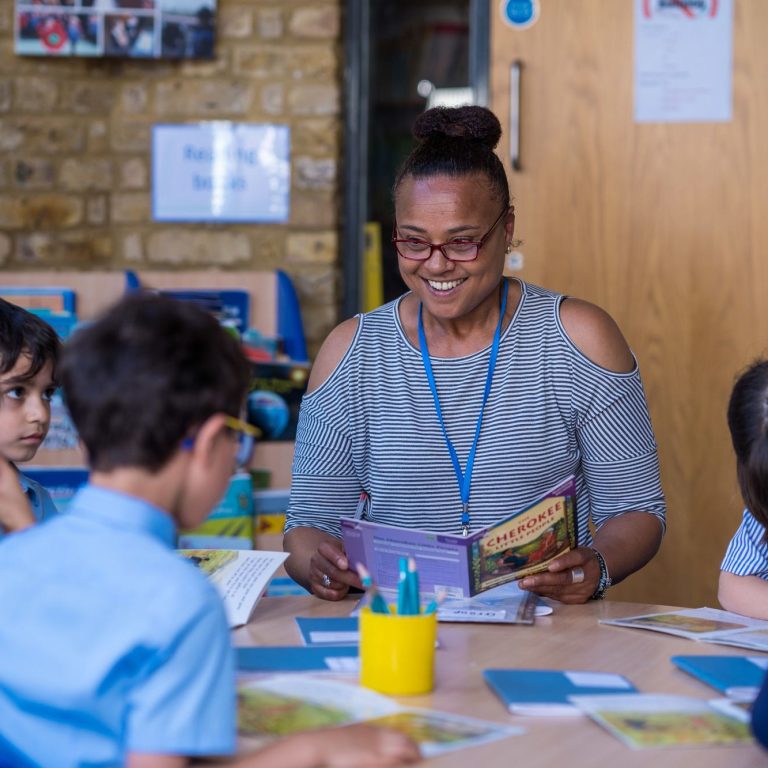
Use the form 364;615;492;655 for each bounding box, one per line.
518;546;599;604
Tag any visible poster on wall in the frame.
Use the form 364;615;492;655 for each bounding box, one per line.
152;123;291;223
634;0;732;123
15;0;216;59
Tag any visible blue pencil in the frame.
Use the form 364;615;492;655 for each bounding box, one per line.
356;562;389;614
406;557;420;614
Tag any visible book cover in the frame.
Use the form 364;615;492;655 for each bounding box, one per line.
484;669;636;716
236;646;359;674
671;654;767;696
341;475;576;598
179;548;287;627
295;617;360;646
570;693;753;749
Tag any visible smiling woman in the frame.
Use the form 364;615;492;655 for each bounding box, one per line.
283;105;667;605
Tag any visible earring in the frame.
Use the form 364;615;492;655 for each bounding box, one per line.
505;243;513;255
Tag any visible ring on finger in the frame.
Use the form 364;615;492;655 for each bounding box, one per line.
570;566;585;584
321;573;332;588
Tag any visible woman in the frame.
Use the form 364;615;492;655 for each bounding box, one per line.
284;106;666;603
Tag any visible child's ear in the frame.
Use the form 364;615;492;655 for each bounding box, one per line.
188;413;229;466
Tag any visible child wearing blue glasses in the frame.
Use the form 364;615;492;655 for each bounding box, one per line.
0;294;419;767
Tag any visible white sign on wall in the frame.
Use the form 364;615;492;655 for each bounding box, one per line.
634;0;732;123
152;122;290;222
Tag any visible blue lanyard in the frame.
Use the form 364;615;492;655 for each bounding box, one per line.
418;278;508;536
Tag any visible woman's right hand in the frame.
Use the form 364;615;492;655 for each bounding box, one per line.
284;527;363;601
308;539;363;600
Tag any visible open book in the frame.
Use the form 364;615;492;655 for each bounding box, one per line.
600;606;768;651
341;476;576;599
237;675;521;758
179;549;287;628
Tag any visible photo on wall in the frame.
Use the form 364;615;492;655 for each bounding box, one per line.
15;0;216;59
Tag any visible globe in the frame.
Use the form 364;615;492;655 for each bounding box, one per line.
247;390;290;439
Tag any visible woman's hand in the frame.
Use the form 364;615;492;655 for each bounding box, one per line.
518;546;599;604
284;526;363;601
308;539;363;601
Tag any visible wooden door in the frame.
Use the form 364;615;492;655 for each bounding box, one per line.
491;1;768;606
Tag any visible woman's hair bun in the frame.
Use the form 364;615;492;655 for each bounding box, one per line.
413;106;502;149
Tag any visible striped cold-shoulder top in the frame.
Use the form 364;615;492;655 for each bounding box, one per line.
285;279;666;543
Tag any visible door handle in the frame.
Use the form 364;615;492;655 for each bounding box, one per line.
510;60;522;171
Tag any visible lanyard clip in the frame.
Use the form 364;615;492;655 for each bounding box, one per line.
461;524;469;537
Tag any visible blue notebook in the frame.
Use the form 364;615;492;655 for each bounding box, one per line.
671;654;767;696
236;645;359;673
484;669;637;715
295;617;359;646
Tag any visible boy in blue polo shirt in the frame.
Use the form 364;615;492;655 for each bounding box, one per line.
0;298;60;535
0;294;419;767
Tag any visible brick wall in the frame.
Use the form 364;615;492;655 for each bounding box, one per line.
0;1;343;356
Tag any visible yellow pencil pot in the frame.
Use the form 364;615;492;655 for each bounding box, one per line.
359;607;437;696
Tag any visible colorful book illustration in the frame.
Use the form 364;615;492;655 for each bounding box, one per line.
569;693;753;749
178;549;287;627
295;617;360;646
237;675;522;757
342;476;576;599
671;655;767;697
601;607;768;650
236;646;359;674
484;669;637;716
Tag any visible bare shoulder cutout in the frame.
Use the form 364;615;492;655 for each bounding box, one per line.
306;316;360;393
559;298;634;373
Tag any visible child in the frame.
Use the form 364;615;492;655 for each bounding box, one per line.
0;294;419;767
718;359;768;619
0;298;60;535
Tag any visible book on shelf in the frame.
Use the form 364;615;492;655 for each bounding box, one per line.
237;675;522;758
178;472;255;550
600;606;768;650
569;692;753;749
483;669;637;716
178;549;287;628
671;654;768;697
236;645;360;674
341;475;576;599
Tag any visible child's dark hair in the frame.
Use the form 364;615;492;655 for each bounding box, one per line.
728;360;768;539
0;298;60;380
393;106;511;208
59;293;251;473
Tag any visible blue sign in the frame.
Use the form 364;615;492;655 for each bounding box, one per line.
152;122;290;223
501;0;540;29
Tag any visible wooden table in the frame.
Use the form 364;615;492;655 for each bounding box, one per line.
233;597;767;766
